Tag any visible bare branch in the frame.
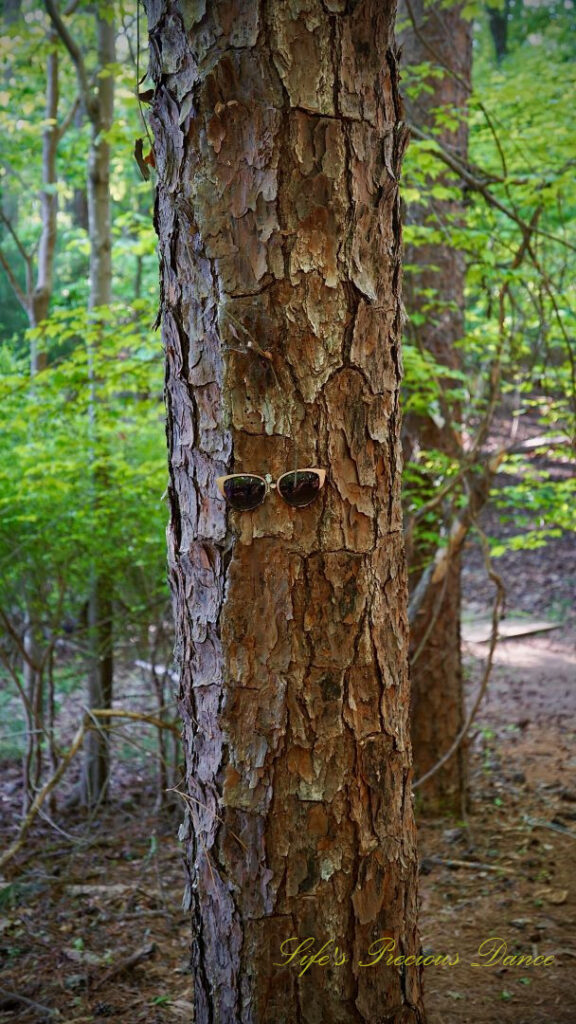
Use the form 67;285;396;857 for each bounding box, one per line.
0;246;28;311
44;0;93;118
0;988;58;1018
408;450;504;627
0;709;180;871
92;944;156;990
413;526;506;790
0;208;30;264
56;93;81;141
407;123;576;254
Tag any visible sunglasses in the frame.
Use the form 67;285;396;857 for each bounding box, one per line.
216;468;326;512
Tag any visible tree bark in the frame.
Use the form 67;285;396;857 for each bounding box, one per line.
399;0;472;815
146;2;425;1021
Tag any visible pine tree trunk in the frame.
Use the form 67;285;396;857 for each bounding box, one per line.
399;0;472;815
146;2;425;1021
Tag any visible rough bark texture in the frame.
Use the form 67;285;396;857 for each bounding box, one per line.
146;2;425;1021
399;0;472;816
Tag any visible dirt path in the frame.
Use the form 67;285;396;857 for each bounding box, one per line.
418;516;576;1024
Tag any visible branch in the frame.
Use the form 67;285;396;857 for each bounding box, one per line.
0;709;180;872
0;208;31;264
0;988;58;1018
44;0;93;118
92;943;156;990
0;246;28;311
87;708;180;736
407;123;576;254
413;525;506;790
57;94;81;142
426;856;515;875
0;717;87;872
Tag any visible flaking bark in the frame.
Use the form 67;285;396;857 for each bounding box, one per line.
146;2;425;1021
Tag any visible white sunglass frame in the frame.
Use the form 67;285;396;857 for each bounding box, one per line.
216;467;327;509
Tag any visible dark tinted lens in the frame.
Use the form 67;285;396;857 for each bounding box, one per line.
278;471;321;508
223;475;266;511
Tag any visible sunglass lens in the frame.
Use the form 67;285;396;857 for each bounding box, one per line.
223;475;266;511
278;471;321;508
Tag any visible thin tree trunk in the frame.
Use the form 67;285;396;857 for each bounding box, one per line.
20;27;60;812
487;0;511;62
399;0;472;815
82;574;114;804
45;0;116;807
146;2;425;1021
21;611;42;814
1;0;22;227
87;13;114;312
81;9;116;807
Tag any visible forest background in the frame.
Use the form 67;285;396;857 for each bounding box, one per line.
0;0;574;1021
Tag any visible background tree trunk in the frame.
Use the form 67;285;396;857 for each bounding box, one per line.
399;0;472;815
0;20;62;811
81;8;116;807
146;2;425;1022
46;0;116;806
487;0;511;62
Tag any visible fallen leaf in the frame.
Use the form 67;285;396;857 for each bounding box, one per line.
536;888;569;905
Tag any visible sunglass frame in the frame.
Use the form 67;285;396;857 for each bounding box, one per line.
216;467;326;509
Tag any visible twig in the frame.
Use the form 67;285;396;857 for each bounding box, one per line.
407;123;576;254
44;0;94;118
0;208;31;264
413;524;506;789
92;943;156;990
0;710;181;872
56;94;81;142
86;708;180;736
219;306;282;390
0;719;86;872
0;246;28;311
427;856;515;875
167;785;248;853
0;986;58;1017
525;817;576;839
410;564;450;667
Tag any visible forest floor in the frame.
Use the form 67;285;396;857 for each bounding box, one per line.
419;514;576;1024
0;450;574;1023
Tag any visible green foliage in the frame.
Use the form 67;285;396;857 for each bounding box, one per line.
0;0;157;353
0;300;167;625
0;0;166;637
401;0;575;560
